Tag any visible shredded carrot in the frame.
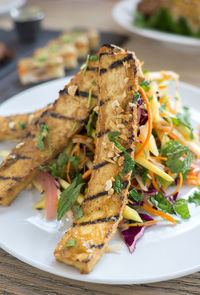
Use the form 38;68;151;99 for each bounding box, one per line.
168;132;179;141
167;172;183;197
135;86;152;158
150;156;167;161
187;175;199;181
160;112;168;117
123;220;158;228
82;168;92;179
159;98;166;104
140;61;144;67
66;143;80;183
161;71;171;80
74;134;89;140
167;101;176;114
158;85;167;90
141;203;176;225
168;169;172;177
148;170;161;193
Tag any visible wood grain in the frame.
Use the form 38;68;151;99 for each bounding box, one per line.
0;0;200;294
1;249;200;295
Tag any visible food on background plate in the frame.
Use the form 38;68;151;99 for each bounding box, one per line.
1;44;200;274
135;0;200;38
0;42;15;66
18;28;100;85
18;54;65;85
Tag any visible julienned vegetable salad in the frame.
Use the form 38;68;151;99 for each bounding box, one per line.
33;70;200;253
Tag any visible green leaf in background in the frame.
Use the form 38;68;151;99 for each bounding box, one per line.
174;199;190;219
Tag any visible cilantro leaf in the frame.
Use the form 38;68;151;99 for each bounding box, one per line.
121;152;135;175
113;174;123;194
174;199;190;219
66;238;75;247
150;193;175;214
57;175;84;221
188;187;200;206
73;204;83;219
129;188;143;202
171;107;194;139
161;140;193;178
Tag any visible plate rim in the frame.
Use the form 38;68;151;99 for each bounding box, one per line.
1;77;200;285
112;0;200;47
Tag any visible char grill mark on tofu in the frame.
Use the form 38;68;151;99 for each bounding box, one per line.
54;47;144;274
83;191;108;202
86;67;99;72
0;53;101;207
93;161;109;170
96;129;110;138
61;88;98;99
73;214;120;227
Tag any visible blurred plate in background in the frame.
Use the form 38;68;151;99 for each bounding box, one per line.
0;0;25;15
112;0;200;47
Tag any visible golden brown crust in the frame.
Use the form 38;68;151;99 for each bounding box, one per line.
54;50;143;274
0;56;100;206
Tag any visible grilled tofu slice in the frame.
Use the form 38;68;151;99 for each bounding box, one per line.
54;51;143;274
0;44;124;206
0;105;52;141
0;56;101;206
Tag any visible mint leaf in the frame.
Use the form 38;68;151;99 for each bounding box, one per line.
129;188;143;202
90;55;99;61
57;175;84;220
73;204;83;219
150;193;175;214
37;135;45;150
174;199;190;219
133;90;140;103
66;238;75;247
107;131;125;152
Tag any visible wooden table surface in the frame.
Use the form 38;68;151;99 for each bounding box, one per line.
0;1;200;294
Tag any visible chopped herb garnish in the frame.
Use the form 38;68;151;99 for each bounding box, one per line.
37;124;52;154
73;204;83;219
92;80;96;86
87;88;93;108
90;55;99;61
129;188;143;202
188;186;200;206
66;238;75;247
162;140;194;179
171;107;194;139
61;35;71;43
140;80;151;91
83;54;90;75
35;55;47;62
72;121;79;132
57;175;84;220
18;121;26;130
150;193;175;214
121;152;135;175
174;199;190;219
108;131;135;176
86;110;97;136
133;90;140;103
113;174;123;194
159;102;167;113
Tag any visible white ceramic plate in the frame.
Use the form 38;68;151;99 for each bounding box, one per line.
0;77;200;285
112;0;200;47
0;0;25;15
